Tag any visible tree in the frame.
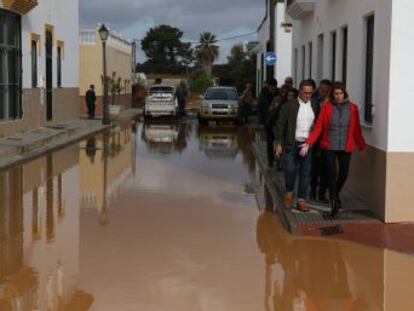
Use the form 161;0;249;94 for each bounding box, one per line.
141;25;193;74
196;32;219;77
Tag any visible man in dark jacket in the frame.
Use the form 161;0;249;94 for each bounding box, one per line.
85;84;96;119
275;80;319;212
258;78;278;167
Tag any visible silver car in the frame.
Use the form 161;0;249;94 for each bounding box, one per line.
198;87;240;125
144;85;178;119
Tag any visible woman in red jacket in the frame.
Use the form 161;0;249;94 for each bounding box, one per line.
299;82;366;216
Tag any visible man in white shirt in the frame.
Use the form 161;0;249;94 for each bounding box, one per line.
274;80;320;212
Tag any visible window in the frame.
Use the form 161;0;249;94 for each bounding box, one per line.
331;31;337;81
364;15;375;123
317;34;324;81
342;27;348;85
57;46;62;87
301;45;305;81
0;9;22;120
294;48;298;86
31;40;37;87
308;42;313;78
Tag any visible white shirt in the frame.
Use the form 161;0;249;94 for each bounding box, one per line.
295;97;315;142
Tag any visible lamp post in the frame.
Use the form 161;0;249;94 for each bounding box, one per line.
99;24;110;125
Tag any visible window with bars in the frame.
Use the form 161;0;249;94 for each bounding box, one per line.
57;46;62;87
0;9;22;120
308;42;313;79
342;27;348;85
364;15;375;123
331;31;337;82
31;40;37;88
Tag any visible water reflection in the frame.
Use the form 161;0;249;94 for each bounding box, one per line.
80;125;137;225
0;124;137;310
0;145;94;310
197;125;239;159
142;120;189;154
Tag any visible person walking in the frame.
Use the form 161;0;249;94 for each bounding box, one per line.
240;83;254;124
310;79;333;203
85;84;96;120
300;82;366;216
176;81;188;117
258;78;278;167
275;80;319;212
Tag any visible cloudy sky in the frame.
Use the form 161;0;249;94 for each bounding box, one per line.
80;0;265;63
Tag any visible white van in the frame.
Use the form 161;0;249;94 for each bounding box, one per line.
144;85;178;119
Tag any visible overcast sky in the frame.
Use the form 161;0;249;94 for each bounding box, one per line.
80;0;265;63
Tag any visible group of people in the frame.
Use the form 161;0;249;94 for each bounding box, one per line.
258;77;366;216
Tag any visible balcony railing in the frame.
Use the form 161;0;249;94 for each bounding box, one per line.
286;0;314;20
2;0;38;15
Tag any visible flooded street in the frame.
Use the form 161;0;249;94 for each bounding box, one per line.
1;116;414;310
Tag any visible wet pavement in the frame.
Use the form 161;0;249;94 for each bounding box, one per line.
1;115;414;310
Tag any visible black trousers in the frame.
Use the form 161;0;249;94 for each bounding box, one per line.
310;147;328;198
323;150;352;200
265;124;275;166
87;102;95;119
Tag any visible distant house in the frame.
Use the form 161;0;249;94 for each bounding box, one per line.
79;27;133;117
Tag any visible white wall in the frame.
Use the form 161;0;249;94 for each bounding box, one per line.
275;3;292;84
387;0;414;152
290;0;392;151
21;0;79;89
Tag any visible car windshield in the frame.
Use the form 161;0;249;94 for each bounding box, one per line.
149;86;174;94
205;89;238;100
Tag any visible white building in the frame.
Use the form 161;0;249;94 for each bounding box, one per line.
255;0;292;95
0;0;79;137
287;0;414;223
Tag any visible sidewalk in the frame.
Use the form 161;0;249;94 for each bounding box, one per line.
252;139;414;256
0;108;141;171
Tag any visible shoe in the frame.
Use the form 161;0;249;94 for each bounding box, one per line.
336;197;342;210
297;200;310;213
309;189;317;201
318;195;329;205
330;199;339;217
283;194;294;209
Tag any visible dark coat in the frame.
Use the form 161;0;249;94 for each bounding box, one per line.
275;98;320;149
85;89;96;105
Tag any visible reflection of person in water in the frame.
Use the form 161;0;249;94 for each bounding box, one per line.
256;210;354;310
256;211;296;311
86;137;97;163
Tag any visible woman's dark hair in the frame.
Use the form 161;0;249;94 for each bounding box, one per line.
284;88;299;103
329;82;349;101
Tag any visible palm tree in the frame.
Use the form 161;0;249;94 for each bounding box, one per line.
196;32;219;77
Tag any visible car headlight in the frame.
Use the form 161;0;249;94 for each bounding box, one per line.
201;101;209;108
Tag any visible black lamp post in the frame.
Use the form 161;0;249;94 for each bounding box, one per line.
99;24;110;125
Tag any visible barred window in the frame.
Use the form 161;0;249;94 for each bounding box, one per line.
0;9;22;120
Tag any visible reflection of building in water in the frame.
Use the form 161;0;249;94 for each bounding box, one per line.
197;125;239;159
80;126;136;220
0;145;93;310
256;210;414;310
142;121;188;154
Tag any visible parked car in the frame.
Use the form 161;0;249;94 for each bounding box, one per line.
144;85;178;119
198;87;241;125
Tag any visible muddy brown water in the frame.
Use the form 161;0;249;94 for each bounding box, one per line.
1;119;413;310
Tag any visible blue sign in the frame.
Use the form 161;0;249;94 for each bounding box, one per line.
264;52;277;66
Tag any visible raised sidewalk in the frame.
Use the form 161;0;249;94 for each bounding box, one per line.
252;140;414;255
0;109;141;171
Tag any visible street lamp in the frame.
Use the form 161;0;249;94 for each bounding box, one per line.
99;24;110;125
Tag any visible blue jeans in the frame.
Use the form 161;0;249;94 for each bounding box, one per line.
283;142;313;200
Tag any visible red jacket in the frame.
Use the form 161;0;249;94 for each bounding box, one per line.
307;101;366;152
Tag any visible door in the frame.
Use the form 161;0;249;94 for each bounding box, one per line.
45;30;53;121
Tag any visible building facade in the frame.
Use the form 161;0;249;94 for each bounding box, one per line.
287;0;414;222
255;0;292;95
0;0;80;137
79;28;133;117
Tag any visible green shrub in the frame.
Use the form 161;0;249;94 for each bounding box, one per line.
189;70;213;94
